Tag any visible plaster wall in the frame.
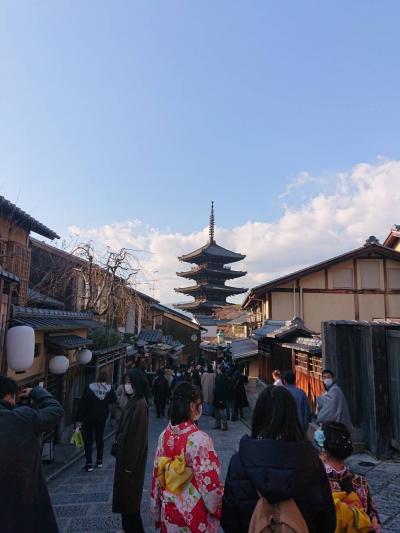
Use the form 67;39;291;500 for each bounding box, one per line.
358;294;385;321
303;293;355;332
271;292;299;320
300;271;325;289
387;295;400;318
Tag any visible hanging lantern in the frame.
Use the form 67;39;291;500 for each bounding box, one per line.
77;348;92;365
6;325;35;373
49;355;69;375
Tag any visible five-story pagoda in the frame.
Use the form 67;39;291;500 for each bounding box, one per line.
175;202;247;323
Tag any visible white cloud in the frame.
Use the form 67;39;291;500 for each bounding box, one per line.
67;158;400;306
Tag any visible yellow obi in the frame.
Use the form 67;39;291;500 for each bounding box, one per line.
157;451;193;494
333;491;371;533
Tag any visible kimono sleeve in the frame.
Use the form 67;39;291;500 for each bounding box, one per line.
150;430;166;528
186;430;223;519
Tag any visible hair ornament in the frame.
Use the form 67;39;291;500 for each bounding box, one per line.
314;429;326;449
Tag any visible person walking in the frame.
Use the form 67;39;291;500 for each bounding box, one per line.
272;368;282;386
76;371;117;471
282;370;312;433
152;368;170;418
232;368;248;420
112;368;149;533
0;376;64;533
213;365;229;430
114;374;134;423
201;364;215;416
221;385;336;533
317;369;353;430
315;421;380;531
151;381;223;532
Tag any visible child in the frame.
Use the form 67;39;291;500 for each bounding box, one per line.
315;421;380;532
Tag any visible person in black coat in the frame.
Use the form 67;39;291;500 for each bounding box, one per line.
221;385;336;533
0;376;64;533
213;365;229;430
76;371;116;471
232;369;249;420
152;368;170;418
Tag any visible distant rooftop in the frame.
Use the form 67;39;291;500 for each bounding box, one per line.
0;196;59;240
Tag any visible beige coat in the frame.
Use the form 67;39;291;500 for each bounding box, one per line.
201;371;216;404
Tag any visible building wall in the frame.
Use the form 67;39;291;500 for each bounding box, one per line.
303;293;355;332
271;292;300;320
248;357;259;378
263;256;400;332
162;315;201;360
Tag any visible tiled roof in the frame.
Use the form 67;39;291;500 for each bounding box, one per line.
230;338;259;360
138;329;163;343
179;242;245;264
46;335;93;350
12;306;101;331
280;336;322;355
266;318;316;339
0;196;59;240
252;320;285;339
0;266;19;283
28;289;64;309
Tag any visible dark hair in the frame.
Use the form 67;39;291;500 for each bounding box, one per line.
0;376;17;400
322;369;334;377
322;421;353;460
128;368;148;399
207;364;213;373
169;381;202;426
251;385;305;441
121;373;129;385
98;371;108;383
282;370;295;385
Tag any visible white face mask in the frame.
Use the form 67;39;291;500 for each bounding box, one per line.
323;378;333;389
124;384;134;395
194;404;203;421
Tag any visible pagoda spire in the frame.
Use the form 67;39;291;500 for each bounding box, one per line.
209;201;215;243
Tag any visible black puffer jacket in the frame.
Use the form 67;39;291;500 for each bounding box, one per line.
76;382;116;423
221;435;336;533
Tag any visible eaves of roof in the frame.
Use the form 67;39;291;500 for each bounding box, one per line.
242;243;400;309
0;266;19;283
46;335;93;350
0;196;59;240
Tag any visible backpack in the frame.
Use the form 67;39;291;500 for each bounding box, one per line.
248;492;309;533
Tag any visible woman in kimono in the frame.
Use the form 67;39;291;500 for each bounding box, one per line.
151;381;223;532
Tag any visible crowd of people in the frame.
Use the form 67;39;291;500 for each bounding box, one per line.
0;359;381;533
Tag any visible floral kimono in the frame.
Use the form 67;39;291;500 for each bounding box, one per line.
324;463;381;532
151;420;223;532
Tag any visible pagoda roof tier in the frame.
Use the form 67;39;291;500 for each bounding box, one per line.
175;284;247;296
177;265;247;280
174;300;236;312
178;242;245;265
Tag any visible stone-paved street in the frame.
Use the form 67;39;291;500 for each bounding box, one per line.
48;409;248;532
49;404;400;532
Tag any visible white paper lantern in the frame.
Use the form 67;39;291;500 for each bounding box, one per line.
49;355;69;375
6;325;35;372
77;348;92;365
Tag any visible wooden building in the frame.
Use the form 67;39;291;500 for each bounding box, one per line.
0;196;59;373
243;236;400;332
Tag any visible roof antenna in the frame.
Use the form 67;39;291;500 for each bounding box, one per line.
209;201;215;243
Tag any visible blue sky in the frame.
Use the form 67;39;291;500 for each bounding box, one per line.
1;2;400;302
1;1;399;237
